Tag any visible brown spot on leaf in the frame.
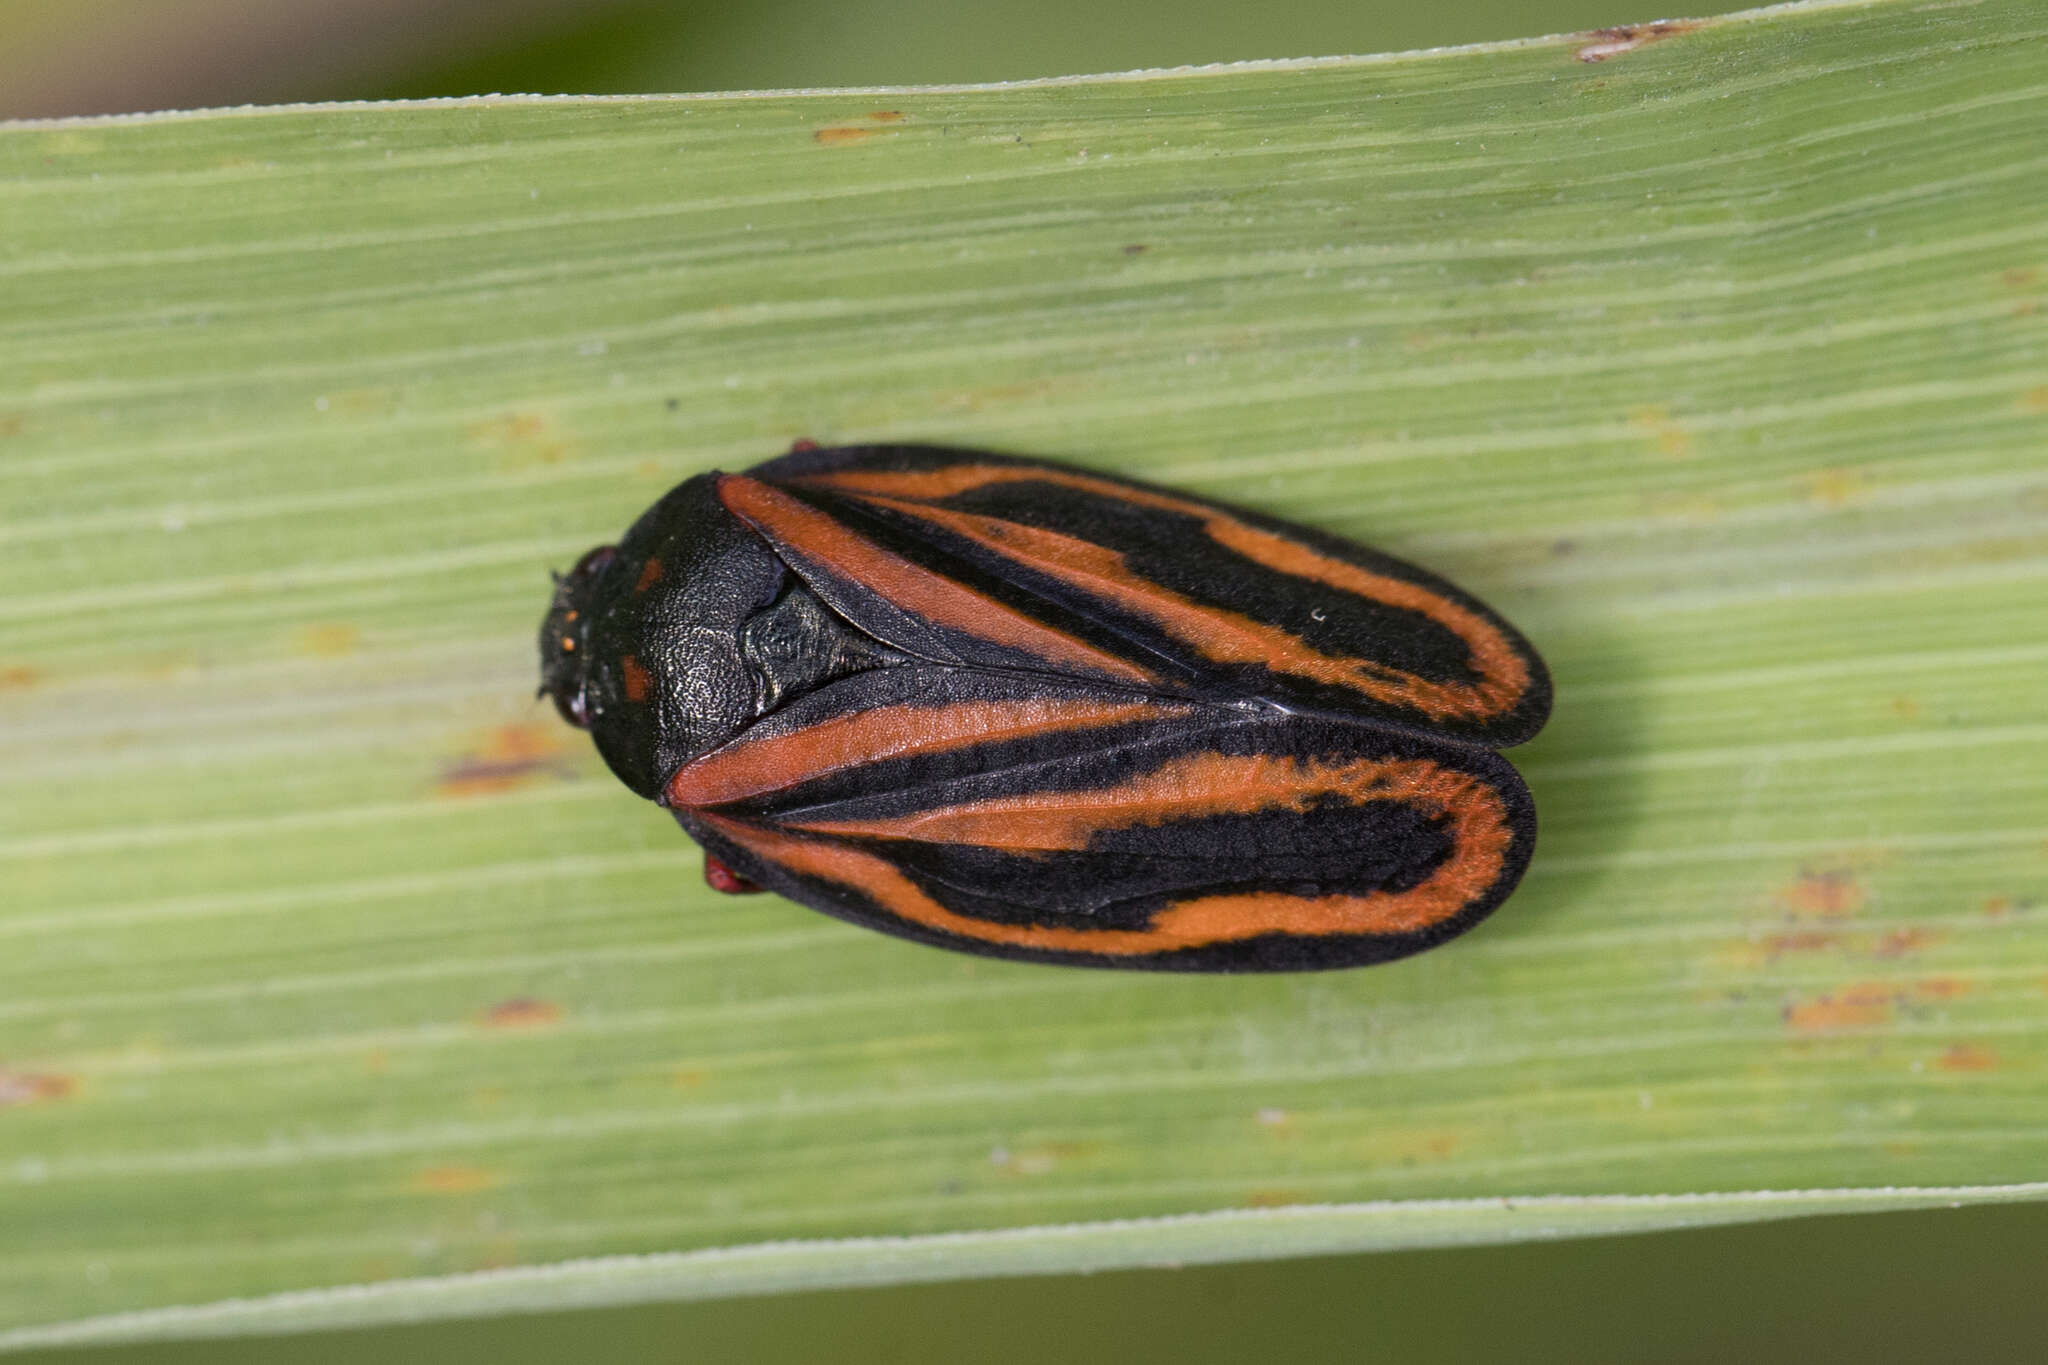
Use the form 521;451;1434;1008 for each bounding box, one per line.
438;725;576;797
673;1068;709;1089
1767;931;1841;956
293;623;362;657
0;1070;77;1107
0;413;23;438
1779;868;1866;919
1244;1189;1311;1208
1936;1044;1998;1072
815;126;877;145
0;665;41;691
1785;976;1971;1033
1781;872;1865;919
1719;932;1841;968
409;1165;502;1194
2019;386;2048;414
1784;982;1896;1032
480;997;564;1030
1122;244;1149;256
1875;927;1944;958
1576;20;1705;62
1983;896;2015;918
1889;696;1924;721
2004;267;2041;289
814;112;909;143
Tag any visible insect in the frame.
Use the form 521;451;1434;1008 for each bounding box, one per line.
540;443;1549;971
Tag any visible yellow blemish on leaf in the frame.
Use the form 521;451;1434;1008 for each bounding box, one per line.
293;623;362;657
38;130;104;156
468;410;581;466
1627;405;1695;458
1805;467;1868;506
408;1165;502;1194
1361;1128;1465;1163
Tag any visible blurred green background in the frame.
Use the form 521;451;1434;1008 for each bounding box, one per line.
11;0;1700;119
8;1;2045;1361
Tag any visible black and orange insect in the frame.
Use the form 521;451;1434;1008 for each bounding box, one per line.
539;444;1549;971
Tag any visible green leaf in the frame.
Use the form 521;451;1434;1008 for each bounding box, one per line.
3;0;2045;1343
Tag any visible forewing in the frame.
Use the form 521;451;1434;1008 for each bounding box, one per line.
665;670;1536;972
736;444;1551;748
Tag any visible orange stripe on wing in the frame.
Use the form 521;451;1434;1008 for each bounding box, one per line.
667;696;1183;808
798;464;1530;725
841;490;1520;725
704;753;1514;951
787;750;1452;849
717;475;1155;686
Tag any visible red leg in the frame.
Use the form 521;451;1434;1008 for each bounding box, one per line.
704;855;765;895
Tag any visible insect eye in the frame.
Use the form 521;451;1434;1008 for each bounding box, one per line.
552;685;591;730
571;546;618;580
